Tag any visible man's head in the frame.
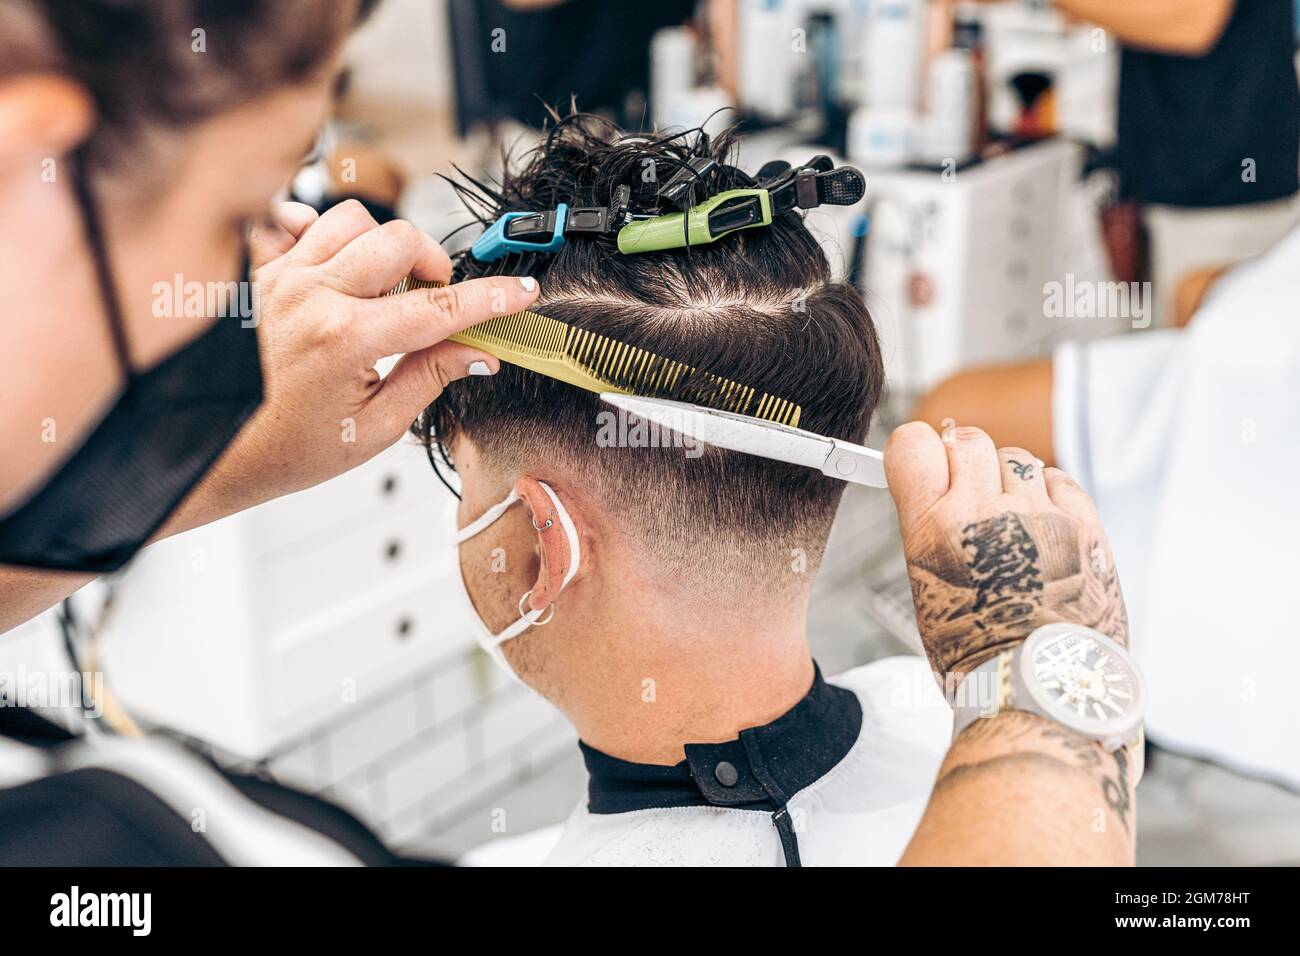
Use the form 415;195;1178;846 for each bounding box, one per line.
415;114;882;709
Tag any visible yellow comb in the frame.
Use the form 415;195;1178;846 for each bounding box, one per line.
387;276;802;427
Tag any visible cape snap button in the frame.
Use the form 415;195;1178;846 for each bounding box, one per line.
714;761;739;787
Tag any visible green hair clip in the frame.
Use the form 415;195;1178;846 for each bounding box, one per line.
616;188;773;254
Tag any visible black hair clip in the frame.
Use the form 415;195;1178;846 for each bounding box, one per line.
470;185;632;261
765;155;865;216
654;156;719;211
615;155;867;255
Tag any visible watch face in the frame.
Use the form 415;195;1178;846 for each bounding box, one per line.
1021;624;1144;740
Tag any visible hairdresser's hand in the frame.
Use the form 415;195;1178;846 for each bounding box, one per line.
891;422;1138;867
165;200;539;533
884;422;1129;684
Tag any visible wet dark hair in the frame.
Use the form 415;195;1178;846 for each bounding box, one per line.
414;112;883;585
0;0;379;168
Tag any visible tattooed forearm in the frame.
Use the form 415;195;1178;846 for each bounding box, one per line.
1102;747;1133;834
930;749;1076;794
940;711;1136;841
906;510;1129;676
1042;724;1132;833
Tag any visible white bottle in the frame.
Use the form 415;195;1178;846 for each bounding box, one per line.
920;48;976;165
737;0;802;120
861;0;927;112
651;27;697;131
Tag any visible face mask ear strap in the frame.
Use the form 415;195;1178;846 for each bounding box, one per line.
456;482;580;654
535;481;581;590
455;490;520;543
71;148;132;376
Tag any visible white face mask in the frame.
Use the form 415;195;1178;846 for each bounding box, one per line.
446;481;581;679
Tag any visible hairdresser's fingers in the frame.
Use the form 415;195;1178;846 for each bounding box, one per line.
323;218;453;298
352;275;539;360
376;340;500;429
272;201;320;239
283;198;380;265
998;447;1049;501
1043;466;1102;527
248;202;320;269
942;425;1002;499
1042;465;1130;648
885;422;950;520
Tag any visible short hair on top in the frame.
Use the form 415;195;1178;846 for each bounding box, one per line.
413;111;884;587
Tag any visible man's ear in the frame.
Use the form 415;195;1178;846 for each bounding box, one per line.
0;75;96;167
514;477;575;613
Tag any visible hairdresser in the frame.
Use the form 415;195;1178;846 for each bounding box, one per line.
0;0;1140;866
975;0;1299;325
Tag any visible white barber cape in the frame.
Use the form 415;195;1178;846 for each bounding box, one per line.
1053;224;1300;788
543;657;951;867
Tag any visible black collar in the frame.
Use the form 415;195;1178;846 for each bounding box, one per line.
580;662;862;815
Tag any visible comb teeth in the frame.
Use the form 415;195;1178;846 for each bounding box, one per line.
387;276;801;427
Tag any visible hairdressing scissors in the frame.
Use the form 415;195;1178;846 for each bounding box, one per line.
600;394;887;488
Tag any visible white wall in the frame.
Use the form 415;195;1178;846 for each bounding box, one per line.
345;0;454;109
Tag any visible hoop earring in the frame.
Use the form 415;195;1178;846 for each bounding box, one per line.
518;589;555;626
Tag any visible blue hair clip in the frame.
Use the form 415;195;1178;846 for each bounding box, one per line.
471;204;569;262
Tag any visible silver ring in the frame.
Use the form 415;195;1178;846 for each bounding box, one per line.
531;514;553;532
518;589;555;626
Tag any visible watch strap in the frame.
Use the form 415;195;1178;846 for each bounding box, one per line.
951;648;1017;740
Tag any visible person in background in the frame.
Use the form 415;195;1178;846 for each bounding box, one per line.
1047;0;1299;325
912;222;1300;794
474;0;699;128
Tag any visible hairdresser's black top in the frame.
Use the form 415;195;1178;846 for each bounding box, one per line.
1117;0;1299;207
579;663;863;867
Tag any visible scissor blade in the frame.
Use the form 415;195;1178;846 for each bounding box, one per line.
601;393;830;470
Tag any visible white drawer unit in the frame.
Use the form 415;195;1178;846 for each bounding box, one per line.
860;138;1084;397
100;439;476;758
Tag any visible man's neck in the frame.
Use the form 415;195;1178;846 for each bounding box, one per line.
554;593;817;766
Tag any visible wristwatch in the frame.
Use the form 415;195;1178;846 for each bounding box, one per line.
952;623;1146;779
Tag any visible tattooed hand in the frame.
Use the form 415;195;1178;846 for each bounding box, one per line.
884;423;1129;683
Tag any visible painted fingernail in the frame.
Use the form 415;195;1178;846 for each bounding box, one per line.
518;276;537;292
468;360;494;376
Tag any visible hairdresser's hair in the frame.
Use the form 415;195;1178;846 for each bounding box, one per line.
414;112;883;586
0;0;378;169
